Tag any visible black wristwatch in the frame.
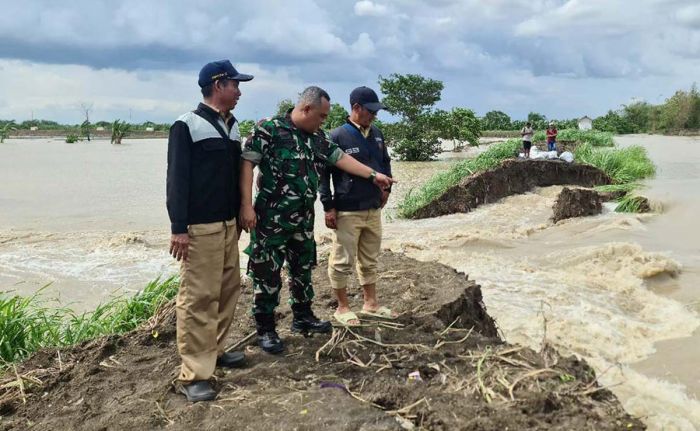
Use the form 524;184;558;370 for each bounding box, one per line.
368;170;377;182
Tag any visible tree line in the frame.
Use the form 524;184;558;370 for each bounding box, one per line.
3;77;698;158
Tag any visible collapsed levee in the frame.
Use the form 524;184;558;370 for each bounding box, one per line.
411;159;612;219
0;252;644;431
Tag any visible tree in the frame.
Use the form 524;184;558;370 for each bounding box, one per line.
238;119;255;139
481;110;511;130
593;110;634;133
111;120;131;145
448;108;481;149
323;103;348;131
80;102;93;141
0;121;16;143
276;99;294;117
378;73;445;161
527;112;547;130
622;101;652;133
80;120;92;141
379;74;443;123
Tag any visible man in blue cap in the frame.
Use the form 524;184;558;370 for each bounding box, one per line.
166;60;253;402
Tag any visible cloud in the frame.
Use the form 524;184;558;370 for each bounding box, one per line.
1;0;700;123
354;1;389;16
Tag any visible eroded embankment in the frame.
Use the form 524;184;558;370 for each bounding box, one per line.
0;252;643;431
411;159;612;219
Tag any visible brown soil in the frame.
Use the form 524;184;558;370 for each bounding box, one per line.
551;187;604;222
0;252;644;431
412;159;612;219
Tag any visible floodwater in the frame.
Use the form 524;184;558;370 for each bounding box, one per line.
0;135;698;429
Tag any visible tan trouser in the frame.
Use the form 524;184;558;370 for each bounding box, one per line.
176;219;241;383
328;209;382;290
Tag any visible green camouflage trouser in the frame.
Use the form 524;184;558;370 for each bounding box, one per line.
245;228;317;315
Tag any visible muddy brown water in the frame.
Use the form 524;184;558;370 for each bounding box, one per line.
0;135;698;429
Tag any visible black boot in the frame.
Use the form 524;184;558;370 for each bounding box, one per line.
291;302;332;334
254;313;284;354
179;380;217;402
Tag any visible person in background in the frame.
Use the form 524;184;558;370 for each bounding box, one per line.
520;121;534;158
546;121;558;152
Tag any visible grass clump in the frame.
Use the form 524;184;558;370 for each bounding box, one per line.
397;139;520;218
574;143;655;184
615;194;650;213
0;276;178;364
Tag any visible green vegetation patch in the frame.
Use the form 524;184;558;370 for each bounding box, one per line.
574;143;655;184
0;276;178;365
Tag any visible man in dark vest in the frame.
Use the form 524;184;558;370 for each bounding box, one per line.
166;60;252;402
319;86;397;326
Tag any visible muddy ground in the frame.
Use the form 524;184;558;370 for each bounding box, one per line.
0;252;644;431
412;159;611;219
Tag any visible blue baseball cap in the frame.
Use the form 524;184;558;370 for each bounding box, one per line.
349;86;386;112
198;60;254;88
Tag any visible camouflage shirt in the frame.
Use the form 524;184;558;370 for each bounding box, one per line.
242;112;344;231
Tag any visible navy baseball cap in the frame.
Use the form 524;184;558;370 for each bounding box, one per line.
349;86;386;112
198;60;254;88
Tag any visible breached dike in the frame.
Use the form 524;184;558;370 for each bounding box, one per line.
0;252;644;430
551;187;604;222
410;159;612;219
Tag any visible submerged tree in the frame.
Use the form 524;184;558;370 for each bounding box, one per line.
80;102;93;141
0;121;16;143
111;120;131;145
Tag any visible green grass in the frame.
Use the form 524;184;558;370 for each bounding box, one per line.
531;129;614;147
397;139;521;218
615;194;649;213
574;143;655;184
0;276;178;365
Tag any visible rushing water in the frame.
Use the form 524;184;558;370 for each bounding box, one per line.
0;135;698;429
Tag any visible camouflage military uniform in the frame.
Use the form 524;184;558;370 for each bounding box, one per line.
242;112;344;315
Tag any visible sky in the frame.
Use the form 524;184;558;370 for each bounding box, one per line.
0;0;699;124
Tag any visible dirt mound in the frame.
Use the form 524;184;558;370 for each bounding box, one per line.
552;187;604;222
0;252;644;431
411;159;611;219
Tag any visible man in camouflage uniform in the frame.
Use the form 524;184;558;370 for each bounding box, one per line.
239;86;394;354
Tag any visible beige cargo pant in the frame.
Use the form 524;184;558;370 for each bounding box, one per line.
176;219;241;383
328;209;382;290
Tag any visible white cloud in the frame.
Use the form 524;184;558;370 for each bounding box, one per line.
676;4;700;27
354;1;389;16
0;60;302;123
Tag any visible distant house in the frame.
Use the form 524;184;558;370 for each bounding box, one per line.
30;126;38;131
578;116;593;130
95;126;105;131
145;127;155;132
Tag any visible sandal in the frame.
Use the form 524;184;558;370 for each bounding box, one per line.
358;306;398;320
333;310;361;327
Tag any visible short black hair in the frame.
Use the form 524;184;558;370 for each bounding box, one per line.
201;83;214;98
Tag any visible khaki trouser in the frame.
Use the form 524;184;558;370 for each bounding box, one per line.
328;209;382;290
176;219;241;383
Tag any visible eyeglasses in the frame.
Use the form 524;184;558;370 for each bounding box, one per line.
364;107;378;116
